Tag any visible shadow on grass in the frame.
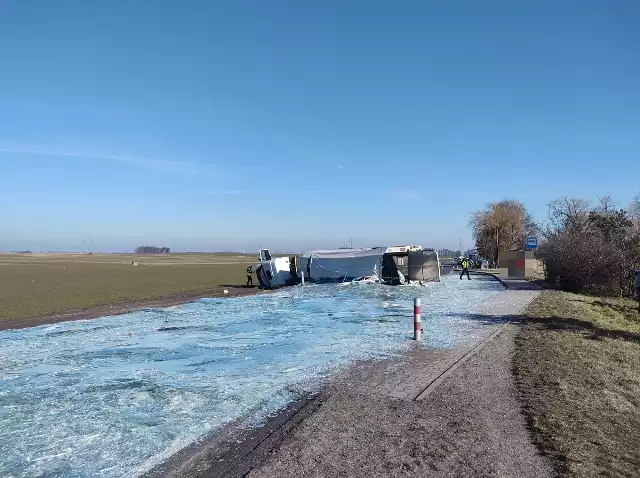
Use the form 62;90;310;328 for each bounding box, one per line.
443;310;640;343
527;315;640;344
441;312;524;327
591;299;640;316
514;310;640;477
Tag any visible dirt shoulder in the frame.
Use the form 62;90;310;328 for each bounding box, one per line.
247;324;552;478
0;286;266;331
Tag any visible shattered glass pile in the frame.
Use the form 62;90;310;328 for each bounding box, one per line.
0;276;503;477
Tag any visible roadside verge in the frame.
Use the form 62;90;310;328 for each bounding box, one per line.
514;290;640;476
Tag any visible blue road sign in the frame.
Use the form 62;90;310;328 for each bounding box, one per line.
526;236;538;249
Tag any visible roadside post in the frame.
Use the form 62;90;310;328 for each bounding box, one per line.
414;298;421;341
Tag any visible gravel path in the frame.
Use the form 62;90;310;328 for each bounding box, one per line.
248;283;553;478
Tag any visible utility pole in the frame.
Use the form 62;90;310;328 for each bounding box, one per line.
496;226;499;268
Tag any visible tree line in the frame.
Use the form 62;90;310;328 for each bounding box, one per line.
134;246;171;254
438;248;462;258
470;199;537;266
470;194;640;296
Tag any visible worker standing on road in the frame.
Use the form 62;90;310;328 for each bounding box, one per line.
635;269;640;313
246;266;253;287
459;256;471;280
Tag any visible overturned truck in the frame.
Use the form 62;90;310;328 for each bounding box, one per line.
256;246;440;289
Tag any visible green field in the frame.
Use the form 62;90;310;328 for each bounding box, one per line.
515;291;640;477
0;253;257;322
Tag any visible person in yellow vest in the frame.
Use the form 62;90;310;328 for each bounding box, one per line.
460;256;471;280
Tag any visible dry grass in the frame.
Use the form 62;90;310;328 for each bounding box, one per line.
0;252;256;265
0;253;257;321
515;291;640;477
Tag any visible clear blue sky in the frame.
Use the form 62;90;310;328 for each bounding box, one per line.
1;0;638;253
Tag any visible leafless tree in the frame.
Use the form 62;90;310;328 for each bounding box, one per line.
544;197;591;238
539;196;640;296
630;192;640;231
470;199;536;265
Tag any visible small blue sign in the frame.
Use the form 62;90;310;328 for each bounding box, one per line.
526;236;538;250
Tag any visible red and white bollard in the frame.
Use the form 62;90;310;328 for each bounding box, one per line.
414;298;421;341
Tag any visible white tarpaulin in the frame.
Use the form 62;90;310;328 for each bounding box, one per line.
300;248;385;282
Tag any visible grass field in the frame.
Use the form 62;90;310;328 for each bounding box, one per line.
0;252;257;265
515;291;640;477
0;253;257;322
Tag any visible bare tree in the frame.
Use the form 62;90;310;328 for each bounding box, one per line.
544;197;591;238
594;195;617;213
630;192;640;231
540;196;640;296
470;199;536;265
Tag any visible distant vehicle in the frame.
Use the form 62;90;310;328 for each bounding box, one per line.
455;252;485;269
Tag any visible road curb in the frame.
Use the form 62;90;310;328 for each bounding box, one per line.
472;270;507;288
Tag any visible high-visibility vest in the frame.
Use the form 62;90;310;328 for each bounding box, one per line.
462;259;469;269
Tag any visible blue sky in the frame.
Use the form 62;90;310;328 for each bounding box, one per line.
1;0;638;252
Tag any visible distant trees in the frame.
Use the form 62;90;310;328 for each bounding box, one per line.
470;199;536;265
630;192;640;230
539;196;640;296
437;248;458;257
134;246;170;254
468;195;640;296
